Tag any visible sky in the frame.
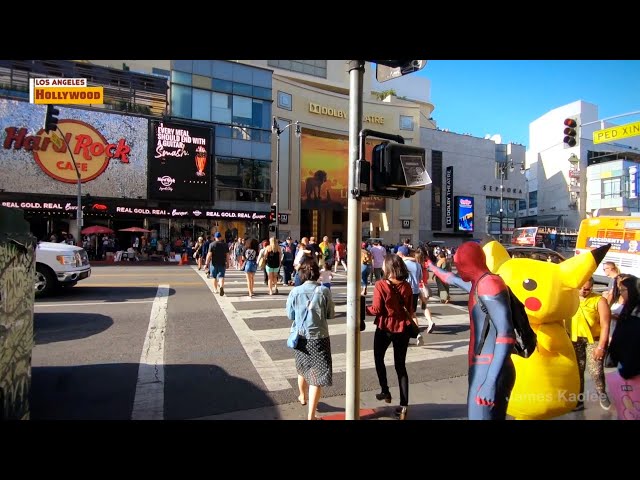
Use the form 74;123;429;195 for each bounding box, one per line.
410;60;640;149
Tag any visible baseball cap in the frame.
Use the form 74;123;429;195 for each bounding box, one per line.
397;245;410;256
287;236;292;240
214;232;222;238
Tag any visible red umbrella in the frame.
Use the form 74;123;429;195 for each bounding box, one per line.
81;225;114;235
119;227;151;233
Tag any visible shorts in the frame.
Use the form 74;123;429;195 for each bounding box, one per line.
244;260;257;273
265;266;280;273
210;264;226;279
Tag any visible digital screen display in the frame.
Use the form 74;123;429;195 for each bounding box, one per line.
148;121;213;201
454;195;474;232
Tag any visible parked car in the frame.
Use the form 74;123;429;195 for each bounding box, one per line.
35;241;91;298
505;246;566;264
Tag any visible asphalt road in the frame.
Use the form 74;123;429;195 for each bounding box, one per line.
29;263;472;420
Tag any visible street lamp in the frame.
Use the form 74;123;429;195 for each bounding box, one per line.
271;117;301;240
498;160;515;243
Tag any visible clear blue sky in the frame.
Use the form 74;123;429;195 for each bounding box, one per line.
413;60;640;148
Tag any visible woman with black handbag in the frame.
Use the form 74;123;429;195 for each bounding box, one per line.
365;254;414;420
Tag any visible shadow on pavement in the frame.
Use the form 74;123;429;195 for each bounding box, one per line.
36;286;177;303
30;363;275;420
34;312;114;344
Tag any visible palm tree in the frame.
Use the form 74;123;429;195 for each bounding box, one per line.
374;89;397;101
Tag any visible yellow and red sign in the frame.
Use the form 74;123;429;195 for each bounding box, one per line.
3;120;130;183
30;77;103;105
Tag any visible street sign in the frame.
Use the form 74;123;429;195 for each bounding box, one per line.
593;120;640;144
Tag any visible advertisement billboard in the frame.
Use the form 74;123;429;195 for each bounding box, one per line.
0;99;148;198
454;195;474;232
299;129;385;212
148;121;213;202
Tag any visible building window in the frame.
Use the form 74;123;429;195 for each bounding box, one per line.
171;84;192;118
268;60;327;79
528;191;537;209
192;88;211;121
400;115;414;131
278;91;292;111
602;177;622;199
215;156;272;203
171;70;192;86
211;92;232;123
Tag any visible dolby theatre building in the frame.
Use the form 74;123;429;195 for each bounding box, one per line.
240;60;435;244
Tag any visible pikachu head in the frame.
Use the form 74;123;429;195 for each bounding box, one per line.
482;241;610;324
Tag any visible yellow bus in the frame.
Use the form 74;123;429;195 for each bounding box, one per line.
575;216;640;283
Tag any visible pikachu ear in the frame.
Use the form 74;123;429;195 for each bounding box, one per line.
482;240;511;273
560;243;611;289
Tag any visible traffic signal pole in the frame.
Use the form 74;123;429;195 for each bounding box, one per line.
345;60;365;420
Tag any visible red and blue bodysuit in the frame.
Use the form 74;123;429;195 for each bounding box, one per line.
428;242;516;420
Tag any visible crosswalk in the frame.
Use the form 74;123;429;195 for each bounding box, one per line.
194;265;471;392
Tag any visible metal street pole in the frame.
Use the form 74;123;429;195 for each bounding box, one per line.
272;118;301;241
345;60;365;420
56;127;82;244
275;129;280;240
499;167;504;243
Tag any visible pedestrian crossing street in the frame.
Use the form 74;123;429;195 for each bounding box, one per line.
193;265;471;392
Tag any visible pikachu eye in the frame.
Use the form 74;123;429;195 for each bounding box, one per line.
523;279;537;291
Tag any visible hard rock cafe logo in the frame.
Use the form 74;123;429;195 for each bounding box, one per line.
157;175;175;191
3;120;131;184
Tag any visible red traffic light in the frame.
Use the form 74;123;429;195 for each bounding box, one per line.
563;117;578;148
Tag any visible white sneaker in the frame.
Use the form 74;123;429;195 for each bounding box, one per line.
426;321;435;334
416;334;424;346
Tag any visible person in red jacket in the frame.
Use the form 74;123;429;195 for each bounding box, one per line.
366;253;414;420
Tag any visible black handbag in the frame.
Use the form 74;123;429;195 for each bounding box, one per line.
389;281;419;338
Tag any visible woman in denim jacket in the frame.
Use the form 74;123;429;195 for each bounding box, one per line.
286;259;335;420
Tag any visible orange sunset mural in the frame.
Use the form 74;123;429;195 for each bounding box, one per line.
300;130;385;212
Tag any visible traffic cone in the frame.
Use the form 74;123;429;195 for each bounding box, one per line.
179;252;188;265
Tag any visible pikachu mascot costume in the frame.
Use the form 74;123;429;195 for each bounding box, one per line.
482;241;610;420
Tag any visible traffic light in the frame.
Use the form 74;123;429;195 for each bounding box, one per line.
371;142;429;199
563;116;579;148
44;104;60;134
269;204;277;222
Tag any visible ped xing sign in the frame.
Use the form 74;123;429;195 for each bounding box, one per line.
593;120;640;144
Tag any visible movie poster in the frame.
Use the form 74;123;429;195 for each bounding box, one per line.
299;129;385;212
455;195;474;232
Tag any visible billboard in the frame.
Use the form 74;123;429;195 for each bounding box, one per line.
454;195;474;232
148;121;213;202
299;129;385;211
0;99;147;198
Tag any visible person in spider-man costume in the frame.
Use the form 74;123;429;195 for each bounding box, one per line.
427;241;516;420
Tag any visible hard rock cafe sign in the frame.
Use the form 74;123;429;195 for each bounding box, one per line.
3;119;131;183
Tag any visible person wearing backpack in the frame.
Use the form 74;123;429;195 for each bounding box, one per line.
427;241;516;420
282;237;296;286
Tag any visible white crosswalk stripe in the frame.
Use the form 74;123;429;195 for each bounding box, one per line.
194;265;469;391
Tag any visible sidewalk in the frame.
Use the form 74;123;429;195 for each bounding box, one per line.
195;374;618;421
